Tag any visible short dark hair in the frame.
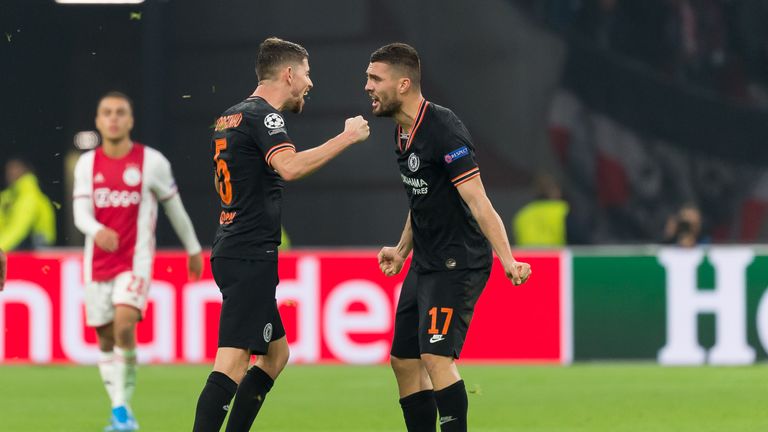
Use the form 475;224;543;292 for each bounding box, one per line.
256;37;309;81
370;43;421;87
98;91;134;113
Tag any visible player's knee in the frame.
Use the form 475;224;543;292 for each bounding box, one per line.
420;353;452;375
113;322;136;347
270;349;290;373
390;355;413;374
98;338;115;352
96;324;115;350
213;350;250;383
260;346;289;378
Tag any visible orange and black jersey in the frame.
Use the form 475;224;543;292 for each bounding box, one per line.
395;99;492;272
210;96;296;260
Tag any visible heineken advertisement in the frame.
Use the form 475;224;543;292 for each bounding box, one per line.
573;246;768;364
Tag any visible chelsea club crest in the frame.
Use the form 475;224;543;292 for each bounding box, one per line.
408;153;420;172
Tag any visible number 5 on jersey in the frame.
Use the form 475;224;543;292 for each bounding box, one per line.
214;137;233;205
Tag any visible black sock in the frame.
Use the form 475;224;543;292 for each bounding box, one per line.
399;389;437;432
434;380;468;432
224;366;275;432
193;371;238;432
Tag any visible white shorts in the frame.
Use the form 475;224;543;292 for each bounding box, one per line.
84;271;150;327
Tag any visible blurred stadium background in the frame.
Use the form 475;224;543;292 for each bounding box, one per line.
2;0;768;430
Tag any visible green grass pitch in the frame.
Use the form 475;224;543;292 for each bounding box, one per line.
1;363;767;431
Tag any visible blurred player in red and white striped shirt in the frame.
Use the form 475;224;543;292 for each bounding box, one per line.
73;91;203;431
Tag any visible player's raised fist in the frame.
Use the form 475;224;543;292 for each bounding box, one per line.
94;227;119;253
344;115;370;143
378;246;405;277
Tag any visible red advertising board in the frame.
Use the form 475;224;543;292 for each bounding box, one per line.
1;250;565;364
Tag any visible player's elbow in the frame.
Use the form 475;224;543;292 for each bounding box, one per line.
276;166;303;182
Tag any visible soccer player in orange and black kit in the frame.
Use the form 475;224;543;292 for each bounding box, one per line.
192;37;370;432
367;43;533;432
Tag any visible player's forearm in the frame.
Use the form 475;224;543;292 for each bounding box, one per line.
162;195;202;255
73;197;104;237
276;133;356;181
469;197;516;266
395;212;413;258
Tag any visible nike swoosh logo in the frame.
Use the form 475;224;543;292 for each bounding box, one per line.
439;416;457;425
429;335;445;344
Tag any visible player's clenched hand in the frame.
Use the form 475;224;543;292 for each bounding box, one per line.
344;115;370;144
504;261;532;286
378;246;405;277
94;228;119;253
188;252;203;281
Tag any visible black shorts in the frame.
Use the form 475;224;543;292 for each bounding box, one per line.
390;267;491;359
211;257;286;355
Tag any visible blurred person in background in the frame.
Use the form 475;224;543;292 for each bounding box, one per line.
0;157;56;251
279;227;290;250
73;91;203;431
663;202;707;247
513;173;570;247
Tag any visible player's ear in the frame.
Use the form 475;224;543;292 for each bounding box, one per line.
285;66;294;86
398;78;411;94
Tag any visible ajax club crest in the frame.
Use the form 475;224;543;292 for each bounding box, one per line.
122;165;142;187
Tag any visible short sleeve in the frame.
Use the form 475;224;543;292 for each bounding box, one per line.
246;111;296;168
147;150;178;201
439;114;480;187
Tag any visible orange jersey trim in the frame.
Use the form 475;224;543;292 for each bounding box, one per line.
404;99;429;152
453;172;480;187
265;143;296;167
397;98;429;153
451;168;480;183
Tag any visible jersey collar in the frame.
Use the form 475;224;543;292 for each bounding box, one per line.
397;98;429;153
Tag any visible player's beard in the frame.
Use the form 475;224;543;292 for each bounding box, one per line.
373;95;401;118
288;87;307;114
285;96;301;114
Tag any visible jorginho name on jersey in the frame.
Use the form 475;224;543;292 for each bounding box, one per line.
395;99;492;272
210;96;296;260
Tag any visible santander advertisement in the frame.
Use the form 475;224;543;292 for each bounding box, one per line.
1;251;566;364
